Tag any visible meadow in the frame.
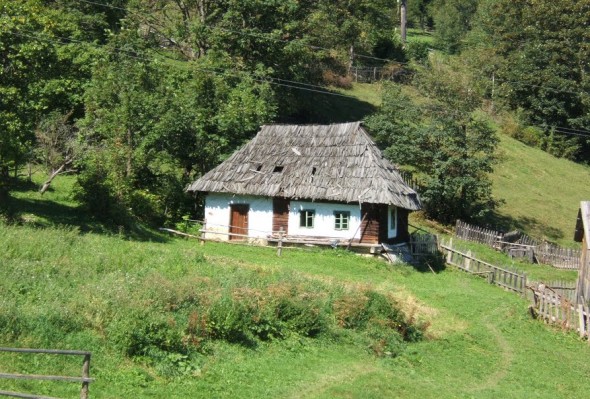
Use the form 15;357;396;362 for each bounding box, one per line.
1;175;590;398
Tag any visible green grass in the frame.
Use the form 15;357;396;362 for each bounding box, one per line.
406;28;435;46
491;134;590;246
2;225;590;398
2;176;590;398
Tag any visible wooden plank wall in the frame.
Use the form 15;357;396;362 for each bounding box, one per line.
359;204;380;244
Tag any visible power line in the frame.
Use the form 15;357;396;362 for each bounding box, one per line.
496;78;585;97
74;0;410;65
7;29;361;101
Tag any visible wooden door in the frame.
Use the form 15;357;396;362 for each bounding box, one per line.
229;204;249;240
272;198;290;234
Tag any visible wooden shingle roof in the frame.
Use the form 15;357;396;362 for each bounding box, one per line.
187;122;422;210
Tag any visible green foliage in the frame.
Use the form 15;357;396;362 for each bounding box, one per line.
431;0;478;53
366;79;499;224
466;0;590;162
0;0;106;201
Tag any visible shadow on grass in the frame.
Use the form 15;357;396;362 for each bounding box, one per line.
4;194;169;243
411;252;447;274
483;212;565;242
279;89;378;124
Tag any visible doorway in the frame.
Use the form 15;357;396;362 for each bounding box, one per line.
229;204;249;240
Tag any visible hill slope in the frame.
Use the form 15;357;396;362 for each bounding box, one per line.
341;82;590;246
491;134;590;245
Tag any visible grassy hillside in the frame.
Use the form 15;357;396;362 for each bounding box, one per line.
340;82;590;246
1;177;590;398
491;134;590;245
2;222;590;398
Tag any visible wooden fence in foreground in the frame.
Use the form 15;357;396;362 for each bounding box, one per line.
0;348;92;399
455;220;581;270
440;239;527;296
530;289;590;342
440;241;590;340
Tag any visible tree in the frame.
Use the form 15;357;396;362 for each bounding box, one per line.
77;26;276;224
431;0;478;53
0;0;113;206
467;0;590;162
365;79;498;224
35;111;80;194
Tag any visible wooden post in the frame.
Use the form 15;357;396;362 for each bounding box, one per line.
277;227;284;257
400;0;407;43
81;354;90;399
465;250;472;271
446;238;453;264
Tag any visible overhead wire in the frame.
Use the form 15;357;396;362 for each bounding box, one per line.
11;1;590;137
6;29;361;101
74;0;411;65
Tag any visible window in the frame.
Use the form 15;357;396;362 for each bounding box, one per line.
300;209;315;228
390;207;397;231
334;211;350;230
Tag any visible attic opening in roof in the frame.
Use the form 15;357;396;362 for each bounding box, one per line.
186;122;421;248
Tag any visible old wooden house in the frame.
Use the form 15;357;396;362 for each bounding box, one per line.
575;201;590;303
186;122;421;247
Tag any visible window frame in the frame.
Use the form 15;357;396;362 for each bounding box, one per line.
333;210;351;231
299;209;315;228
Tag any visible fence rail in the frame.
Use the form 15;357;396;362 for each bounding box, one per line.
0;348;92;399
409;232;438;258
455;220;581;270
441;239;527;295
531;289;590;341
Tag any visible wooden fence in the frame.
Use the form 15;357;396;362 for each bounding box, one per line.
530;289;590;341
455;220;502;249
0;347;92;399
441;239;527;295
455;220;581;270
529;280;577;302
534;242;580;270
409;232;439;258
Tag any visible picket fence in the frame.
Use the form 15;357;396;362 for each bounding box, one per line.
440;239;527;296
531;288;590;341
455;220;580;270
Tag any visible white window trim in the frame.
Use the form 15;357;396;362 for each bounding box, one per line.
334;211;351;231
388;206;397;238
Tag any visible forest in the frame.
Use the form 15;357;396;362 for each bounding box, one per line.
1;0;589;227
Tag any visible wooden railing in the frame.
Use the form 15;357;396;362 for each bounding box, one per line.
441;240;527;296
455;220;581;270
0;348;93;399
530;289;590;342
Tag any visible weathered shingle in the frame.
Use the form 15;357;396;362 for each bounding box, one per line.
187;122;422;210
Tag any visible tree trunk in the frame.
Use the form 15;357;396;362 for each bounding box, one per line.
400;0;407;43
126;128;133;178
39;160;71;195
348;45;354;75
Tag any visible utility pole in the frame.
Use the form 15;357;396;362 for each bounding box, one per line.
400;0;407;43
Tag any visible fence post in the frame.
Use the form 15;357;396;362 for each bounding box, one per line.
446;238;453;264
465;250;472;271
81;353;90;399
277;227;284;257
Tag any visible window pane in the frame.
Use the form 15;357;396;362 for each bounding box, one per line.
300;210;315;228
334;211;350;230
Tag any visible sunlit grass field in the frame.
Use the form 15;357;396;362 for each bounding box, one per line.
1;175;590;398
